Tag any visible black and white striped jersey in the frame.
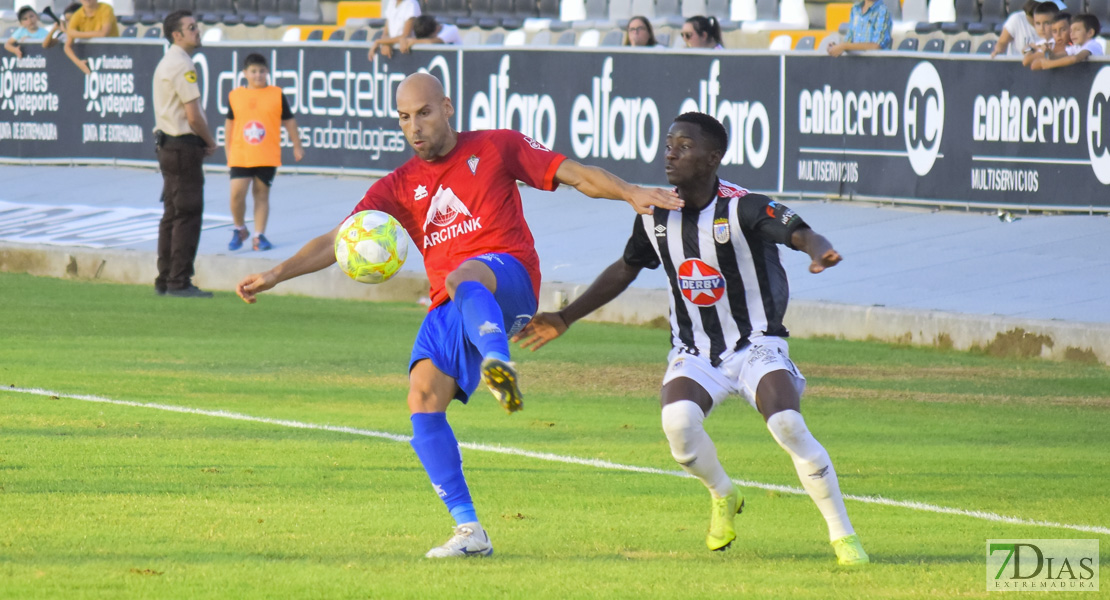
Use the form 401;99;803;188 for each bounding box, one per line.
622;178;809;367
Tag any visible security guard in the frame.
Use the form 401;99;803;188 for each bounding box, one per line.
152;10;216;297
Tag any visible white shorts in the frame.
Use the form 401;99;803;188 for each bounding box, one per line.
661;337;807;412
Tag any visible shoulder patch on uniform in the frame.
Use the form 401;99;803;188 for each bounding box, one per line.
184;70;197;83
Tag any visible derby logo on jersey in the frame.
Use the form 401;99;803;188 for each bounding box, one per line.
242;121;265;144
414;185;428;201
677;259;725;306
713;218;730;244
422;186;483;248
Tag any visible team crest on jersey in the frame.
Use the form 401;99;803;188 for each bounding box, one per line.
467;155;479;175
242;121;265;144
677;259;725;306
713;218;729;244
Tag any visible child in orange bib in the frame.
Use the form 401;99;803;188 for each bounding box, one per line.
224;53;304;251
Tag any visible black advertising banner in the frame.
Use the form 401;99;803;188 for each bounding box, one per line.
197;43;459;171
0;40;158;161
2;41;1107;208
460;49;781;190
783;55;1110;207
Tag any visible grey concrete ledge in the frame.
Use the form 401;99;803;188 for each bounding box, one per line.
4;242;1108;366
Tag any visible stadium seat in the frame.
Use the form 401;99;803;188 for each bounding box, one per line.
144;25;163;37
609;0;632;21
922;37;944;52
328;28;344;39
656;31;670;44
816;31;840;52
531;29;552;43
281;26;301;40
202;25;223;40
121;24;139;36
444;0;471;25
975;38;995;54
1089;0;1110;23
370;29;383;41
755;0;775;20
948;38;970;52
504;28;527;44
628;0;654;18
556;29;577;43
731;0;757;21
561;0;586;21
928;0;955;24
263;15;284;26
425;0;448;15
152;0;172;19
900;0;927;24
472;0;496;27
681;0;706;17
577;28;601;45
979;0;1006;30
707;0;736;29
277;0;299;23
348;28;368;40
305;28;322;39
655;0;685;26
769;33;791;48
537;0;559;18
483;30;504;43
462;28;483;43
173;0;196;13
940;0;981;34
794;34;814;49
600;27;623;44
257;0;279;18
897;36;919;50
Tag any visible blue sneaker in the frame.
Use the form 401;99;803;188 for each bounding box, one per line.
253;234;272;251
228;228;249;251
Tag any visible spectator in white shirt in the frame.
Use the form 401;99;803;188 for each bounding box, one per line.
1035;13;1103;68
369;0;421;59
399;15;462;53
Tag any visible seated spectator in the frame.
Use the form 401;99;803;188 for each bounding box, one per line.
1033;13;1102;69
827;0;892;56
369;0;421;59
624;16;658;47
4;7;49;58
993;0;1039;58
43;3;81;50
65;0;120;74
398;15;461;53
681;16;723;49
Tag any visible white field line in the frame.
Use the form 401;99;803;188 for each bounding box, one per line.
6;386;1110;537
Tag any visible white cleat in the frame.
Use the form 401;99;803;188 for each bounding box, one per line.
424;523;494;558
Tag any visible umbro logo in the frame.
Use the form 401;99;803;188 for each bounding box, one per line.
414;185;428;201
654;224;666;237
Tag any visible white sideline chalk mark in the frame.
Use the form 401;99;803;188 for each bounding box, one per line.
7;386;1110;537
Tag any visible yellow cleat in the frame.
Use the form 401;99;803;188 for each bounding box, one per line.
831;534;870;566
706;485;744;551
481;357;523;414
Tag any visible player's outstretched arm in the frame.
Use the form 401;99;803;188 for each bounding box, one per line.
514;257;643;350
236;226;340;303
790;228;843;274
554;159;683;215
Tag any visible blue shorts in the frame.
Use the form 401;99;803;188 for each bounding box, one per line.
409;253;538;402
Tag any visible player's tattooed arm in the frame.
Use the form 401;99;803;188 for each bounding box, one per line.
554;159;683;214
514;258;643;350
790;228;843;274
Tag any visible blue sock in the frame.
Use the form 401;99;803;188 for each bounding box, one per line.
410;413;478;525
454;281;510;362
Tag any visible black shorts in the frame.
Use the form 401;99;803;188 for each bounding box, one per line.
229;166;277;187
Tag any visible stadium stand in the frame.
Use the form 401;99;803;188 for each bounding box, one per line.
348;26;368;39
144;25;162;37
949;37;970;52
327;27;344;38
794;33;814;49
897;35;919;50
922;36;944;51
976;38;995;53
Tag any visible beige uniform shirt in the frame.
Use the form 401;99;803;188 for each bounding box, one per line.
152;45;201;136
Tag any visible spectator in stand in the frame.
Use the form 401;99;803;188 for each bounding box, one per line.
624;16;659;47
4;7;49;58
1023;2;1063;65
827;0;892;56
1033;13;1102;69
43;3;81;50
993;0;1039;57
681;16;723;49
368;0;421;59
398;15;462;53
64;0;119;74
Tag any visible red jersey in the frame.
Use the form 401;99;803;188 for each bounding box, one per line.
351;130;566;308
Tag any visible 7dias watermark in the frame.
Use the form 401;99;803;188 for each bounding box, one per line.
987;539;1099;592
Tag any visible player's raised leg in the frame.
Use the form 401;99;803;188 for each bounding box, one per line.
408;359;492;558
756;369;868;565
661;376;743;551
446;256;535;413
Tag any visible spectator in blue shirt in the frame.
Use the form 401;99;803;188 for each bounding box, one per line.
827;0;893;56
4;7;49;58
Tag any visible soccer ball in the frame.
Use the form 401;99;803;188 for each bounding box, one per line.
334;210;408;284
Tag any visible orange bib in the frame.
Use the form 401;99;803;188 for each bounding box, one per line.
227;86;284;168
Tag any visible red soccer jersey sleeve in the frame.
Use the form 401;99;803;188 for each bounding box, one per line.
349;130;566;309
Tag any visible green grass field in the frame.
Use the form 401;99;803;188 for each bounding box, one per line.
1;272;1107;599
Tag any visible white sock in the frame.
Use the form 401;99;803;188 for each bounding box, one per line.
766;410;854;541
661;401;734;498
